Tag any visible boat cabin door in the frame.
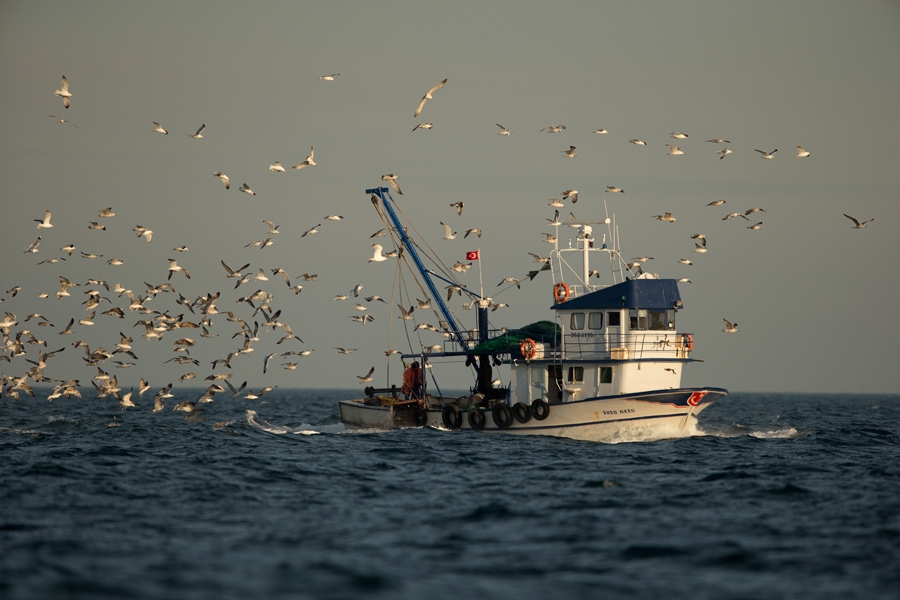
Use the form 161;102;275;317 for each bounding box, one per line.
547;365;563;404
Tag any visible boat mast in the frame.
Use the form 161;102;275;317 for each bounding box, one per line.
368;187;472;353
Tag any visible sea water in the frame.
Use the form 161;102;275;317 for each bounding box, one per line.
1;390;898;600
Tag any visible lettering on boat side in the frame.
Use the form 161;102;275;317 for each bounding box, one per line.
602;408;636;416
569;332;595;338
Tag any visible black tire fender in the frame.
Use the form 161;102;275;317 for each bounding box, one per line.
467;408;486;431
441;405;461;430
412;407;428;427
512;402;532;424
531;398;550;421
492;403;513;429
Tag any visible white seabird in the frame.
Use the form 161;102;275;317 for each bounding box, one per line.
357;368;375;383
24;236;41;253
755;149;777;159
561;146;576;158
55;76;72;108
717;147;733;159
412;122;433;132
381;174;402;195
151;122;168;135
369;244;387;262
722;319;738;333
796;146;810;158
239;183;256;196
269;161;286;173
843;214;874;229
318;74;340;81
496;124;513;135
186;124;205;139
35;210;53;229
292;146;316;169
665;144;684;156
440;222;457;240
213;172;230;189
301;224;321;237
48;115;78;127
414;78;448;117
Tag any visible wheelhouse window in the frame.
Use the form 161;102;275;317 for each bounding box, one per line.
588;312;603;330
630;309;675;330
629;309;648;330
567;366;584;383
570;312;585;330
608;312;621;327
648;309;676;330
599;367;612;384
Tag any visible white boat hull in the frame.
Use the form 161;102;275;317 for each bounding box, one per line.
340;388;726;443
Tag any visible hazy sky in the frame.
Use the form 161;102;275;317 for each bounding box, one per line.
2;1;899;396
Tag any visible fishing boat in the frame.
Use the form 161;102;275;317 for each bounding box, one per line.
338;186;727;442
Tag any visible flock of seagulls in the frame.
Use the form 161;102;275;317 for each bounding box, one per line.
0;71;880;416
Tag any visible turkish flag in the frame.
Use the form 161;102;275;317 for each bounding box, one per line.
465;250;479;260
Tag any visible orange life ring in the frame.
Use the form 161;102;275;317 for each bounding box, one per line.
520;338;537;360
553;282;570;303
682;333;694;351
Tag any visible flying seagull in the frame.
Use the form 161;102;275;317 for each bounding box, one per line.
381;174;402;195
717;147;733;159
561;146;576;158
48;115;78;127
723;319;739;333
412;122;433;132
496;124;513;136
369;244;387;262
213;172;230;189
24;236;41;253
755;149;777;159
292;147;316;169
186;124;205;139
269;161;286;172
35;210;53;229
55;76;72;108
357;367;375;383
665;144;684;156
239;183;256;196
440;222;457;240
318;74;340;81
151;122;168;135
796;146;810;158
414;78;448;117
843;214;873;229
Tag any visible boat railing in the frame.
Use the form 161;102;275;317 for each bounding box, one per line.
433;330;692;361
563;283;611;300
560;332;692;361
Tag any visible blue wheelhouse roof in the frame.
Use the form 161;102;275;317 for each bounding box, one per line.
553;279;682;310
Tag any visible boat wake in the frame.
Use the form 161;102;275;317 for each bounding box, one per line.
244;410;344;435
698;422;803;440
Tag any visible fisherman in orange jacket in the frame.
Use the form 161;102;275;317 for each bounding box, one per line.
401;361;421;400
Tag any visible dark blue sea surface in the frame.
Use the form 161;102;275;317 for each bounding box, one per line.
2;390;899;600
